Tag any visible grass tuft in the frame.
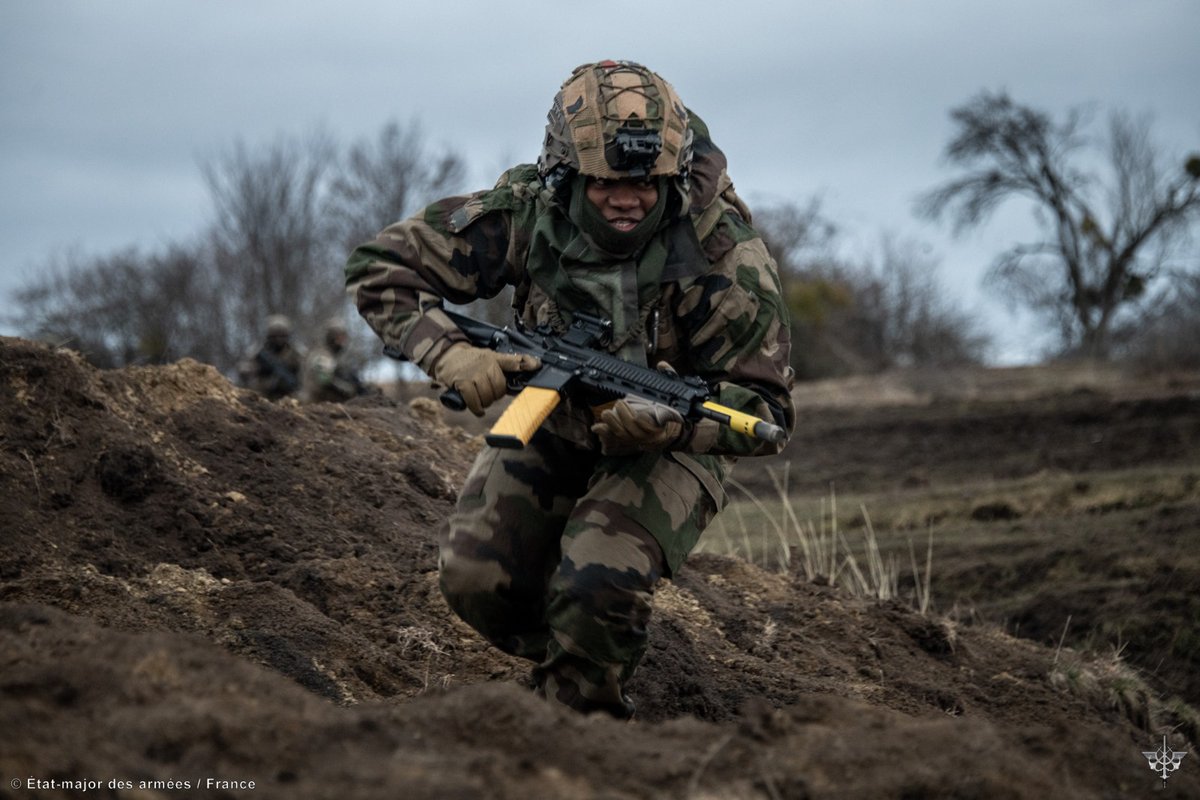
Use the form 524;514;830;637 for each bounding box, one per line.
702;466;934;611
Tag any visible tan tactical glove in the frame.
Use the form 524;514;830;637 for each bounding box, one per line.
591;396;686;456
432;343;540;416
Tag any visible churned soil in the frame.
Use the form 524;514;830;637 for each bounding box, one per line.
2;337;1197;799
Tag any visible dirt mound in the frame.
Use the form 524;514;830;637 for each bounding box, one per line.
2;336;1196;798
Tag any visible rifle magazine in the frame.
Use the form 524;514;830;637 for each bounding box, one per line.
485;387;561;449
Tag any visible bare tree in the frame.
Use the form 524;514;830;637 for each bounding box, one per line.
844;237;990;370
1120;269;1200;368
202;130;344;361
8;121;470;376
754;197;839;278
919;90;1200;359
9;243;217;367
323;121;490;343
755;200;988;378
327;119;467;255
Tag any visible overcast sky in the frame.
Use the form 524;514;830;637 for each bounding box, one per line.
2;1;1197;363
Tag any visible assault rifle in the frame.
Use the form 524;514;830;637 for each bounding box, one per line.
386;309;786;450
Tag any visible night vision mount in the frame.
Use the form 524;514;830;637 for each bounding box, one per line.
604;126;663;177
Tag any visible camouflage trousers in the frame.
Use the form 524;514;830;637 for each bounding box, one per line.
438;428;730;718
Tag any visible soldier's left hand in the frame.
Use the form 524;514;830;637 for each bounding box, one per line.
592;397;686;455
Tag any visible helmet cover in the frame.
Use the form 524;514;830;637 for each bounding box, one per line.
538;60;693;187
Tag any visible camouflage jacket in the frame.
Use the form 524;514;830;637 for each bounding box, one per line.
301;345;364;403
238;343;303;401
346;142;795;457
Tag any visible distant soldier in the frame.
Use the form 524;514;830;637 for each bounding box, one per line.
238;314;304;400
301;317;368;403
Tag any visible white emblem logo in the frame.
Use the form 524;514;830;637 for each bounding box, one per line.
1142;735;1187;787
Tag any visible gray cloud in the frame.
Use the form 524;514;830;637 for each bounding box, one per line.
2;0;1197;361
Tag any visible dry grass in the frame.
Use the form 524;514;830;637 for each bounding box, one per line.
1048;636;1157;732
703;462;1200;612
700;465;934;611
701;456;1200;728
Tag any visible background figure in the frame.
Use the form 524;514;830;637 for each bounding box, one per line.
237;314;304;400
301;317;368;403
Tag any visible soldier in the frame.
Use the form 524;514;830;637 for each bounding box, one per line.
347;60;795;718
301;317;368;403
238;314;304;400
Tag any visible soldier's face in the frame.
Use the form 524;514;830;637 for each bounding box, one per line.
585;177;659;232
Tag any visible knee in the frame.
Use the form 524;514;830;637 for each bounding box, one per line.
438;548;509;603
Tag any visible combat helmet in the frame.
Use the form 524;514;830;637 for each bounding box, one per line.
265;314;292;336
538;60;694;191
324;316;349;351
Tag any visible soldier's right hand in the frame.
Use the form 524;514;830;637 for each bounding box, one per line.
433;343;540;416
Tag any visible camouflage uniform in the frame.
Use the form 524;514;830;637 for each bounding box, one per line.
346;62;795;718
238;315;304;401
301;319;367;403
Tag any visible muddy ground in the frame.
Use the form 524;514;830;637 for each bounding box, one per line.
1;338;1197;798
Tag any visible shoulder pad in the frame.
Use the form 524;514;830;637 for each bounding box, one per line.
495;163;541;189
441;164;540;234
